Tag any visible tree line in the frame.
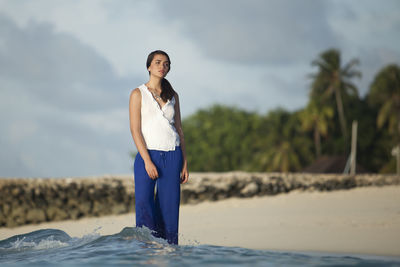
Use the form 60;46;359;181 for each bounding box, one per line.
182;49;400;173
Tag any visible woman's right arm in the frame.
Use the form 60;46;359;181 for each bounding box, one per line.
129;88;159;179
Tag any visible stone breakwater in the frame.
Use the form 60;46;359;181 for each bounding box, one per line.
180;172;400;204
0;172;399;227
0;176;135;228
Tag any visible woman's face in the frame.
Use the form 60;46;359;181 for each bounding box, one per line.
148;54;170;78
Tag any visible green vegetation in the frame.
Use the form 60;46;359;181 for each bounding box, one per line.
182;49;399;173
310;49;361;141
368;64;400;173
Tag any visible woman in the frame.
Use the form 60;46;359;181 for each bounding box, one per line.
129;50;189;245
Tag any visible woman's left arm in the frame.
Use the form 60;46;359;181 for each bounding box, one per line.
174;92;189;184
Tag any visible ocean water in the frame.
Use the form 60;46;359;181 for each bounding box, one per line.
0;228;399;267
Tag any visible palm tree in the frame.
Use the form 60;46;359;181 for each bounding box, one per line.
270;141;302;172
368;64;400;174
299;101;334;158
310;49;361;140
254;138;304;173
252;109;313;172
369;64;400;138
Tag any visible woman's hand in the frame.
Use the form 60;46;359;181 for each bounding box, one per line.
145;160;159;180
180;162;189;184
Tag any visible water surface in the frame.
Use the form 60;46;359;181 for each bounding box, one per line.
0;227;399;266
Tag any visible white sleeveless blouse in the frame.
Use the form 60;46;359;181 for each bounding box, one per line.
138;84;180;151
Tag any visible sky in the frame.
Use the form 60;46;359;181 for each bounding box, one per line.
0;0;399;177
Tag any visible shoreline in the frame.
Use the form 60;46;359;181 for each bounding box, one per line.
1;185;399;257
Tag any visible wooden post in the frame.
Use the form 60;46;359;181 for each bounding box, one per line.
350;121;358;175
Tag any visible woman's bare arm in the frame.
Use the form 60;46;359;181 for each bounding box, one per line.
129;88;158;179
173;92;189;184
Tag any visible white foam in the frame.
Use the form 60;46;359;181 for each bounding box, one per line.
9;236;69;251
120;226;171;247
79;227;102;242
178;233;201;247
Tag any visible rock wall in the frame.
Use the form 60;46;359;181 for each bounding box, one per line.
0;176;134;228
0;172;399;227
180;172;400;204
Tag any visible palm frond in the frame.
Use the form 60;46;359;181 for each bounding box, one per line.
377;100;393;129
311;59;332;73
344;70;362;79
343;82;359;96
342;58;360;74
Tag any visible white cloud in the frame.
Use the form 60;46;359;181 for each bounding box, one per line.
157;0;338;65
79;108;127;135
8;121;39;145
0;14;134;177
0;0;191;77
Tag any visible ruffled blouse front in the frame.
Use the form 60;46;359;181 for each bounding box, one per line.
138;84;180;151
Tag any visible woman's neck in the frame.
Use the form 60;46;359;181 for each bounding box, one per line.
146;76;162;91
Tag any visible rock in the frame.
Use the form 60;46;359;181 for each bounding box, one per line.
112;203;127;214
68;208;81;220
26;208;46;223
2;203;11;216
46;206;69;221
92;201;107;216
11;187;21;196
0;209;5;226
79;201;92;215
240;182;259;197
10;206;26;226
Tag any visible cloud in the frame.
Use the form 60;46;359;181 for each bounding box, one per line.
0;14;136;177
0;14;131;111
158;0;338;65
158;0;400;97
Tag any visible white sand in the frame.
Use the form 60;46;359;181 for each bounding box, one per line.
1;186;399;256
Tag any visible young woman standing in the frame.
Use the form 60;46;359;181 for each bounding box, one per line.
129;50;189;245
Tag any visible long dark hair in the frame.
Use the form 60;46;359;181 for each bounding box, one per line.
146;50;175;102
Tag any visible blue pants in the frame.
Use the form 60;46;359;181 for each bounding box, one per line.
134;147;182;244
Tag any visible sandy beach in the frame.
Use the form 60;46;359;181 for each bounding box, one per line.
1;185;399;257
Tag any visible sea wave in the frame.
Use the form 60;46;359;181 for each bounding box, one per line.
0;227;399;266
